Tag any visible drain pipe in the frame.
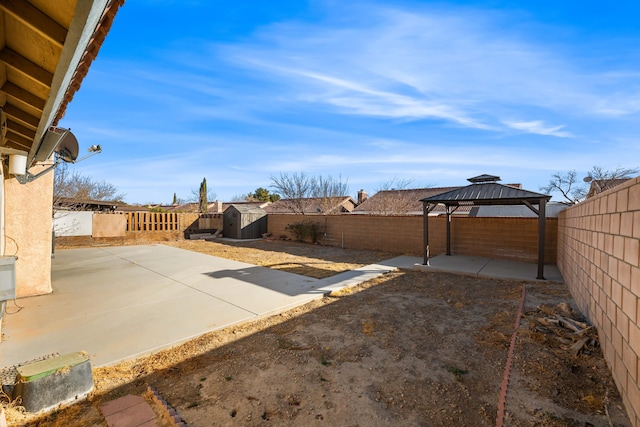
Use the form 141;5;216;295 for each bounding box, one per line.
0;158;4;257
0;163;4;323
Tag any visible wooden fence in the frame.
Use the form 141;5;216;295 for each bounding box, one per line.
124;212;181;231
112;212;220;234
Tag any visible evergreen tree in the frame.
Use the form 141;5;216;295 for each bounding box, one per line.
199;178;208;213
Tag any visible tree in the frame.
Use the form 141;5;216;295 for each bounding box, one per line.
269;172;349;214
584;166;639;184
270;172;317;214
370;177;419;215
172;192;177;204
189;184;216;204
54;165;125;207
313;174;349;214
541;166;639;204
199;177;208;213
247;187;280;202
539;170;582;204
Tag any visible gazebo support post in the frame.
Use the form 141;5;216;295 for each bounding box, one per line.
537;198;547;280
423;202;429;265
446;205;452;255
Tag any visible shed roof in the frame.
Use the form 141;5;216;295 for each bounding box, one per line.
226;204;267;215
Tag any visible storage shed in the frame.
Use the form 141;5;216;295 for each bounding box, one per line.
223;205;267;239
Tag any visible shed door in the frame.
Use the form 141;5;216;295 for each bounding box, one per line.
224;212;240;239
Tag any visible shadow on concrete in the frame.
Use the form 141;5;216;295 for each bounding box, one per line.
203;266;322;297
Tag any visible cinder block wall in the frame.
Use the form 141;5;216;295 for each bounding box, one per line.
268;214;557;262
557;177;640;425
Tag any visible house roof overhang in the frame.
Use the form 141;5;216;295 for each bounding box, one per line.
0;0;124;167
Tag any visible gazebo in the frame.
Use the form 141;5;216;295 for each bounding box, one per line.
420;174;552;280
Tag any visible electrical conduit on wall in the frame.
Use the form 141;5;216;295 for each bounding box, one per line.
0;165;4;322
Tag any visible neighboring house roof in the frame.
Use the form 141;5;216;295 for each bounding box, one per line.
264;197;357;214
469;202;568;218
0;0;124;164
352;187;464;215
165;202;200;212
586;178;632;199
54;197;128;212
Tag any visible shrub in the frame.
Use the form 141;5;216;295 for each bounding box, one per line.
285;220;322;243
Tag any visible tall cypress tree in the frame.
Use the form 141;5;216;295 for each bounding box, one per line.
199;178;208;213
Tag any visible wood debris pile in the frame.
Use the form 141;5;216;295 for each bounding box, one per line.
524;302;597;358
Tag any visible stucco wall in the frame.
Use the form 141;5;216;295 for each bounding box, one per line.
557;177;640;426
53;211;93;236
92;213;126;237
267;214;557;262
4;164;54;297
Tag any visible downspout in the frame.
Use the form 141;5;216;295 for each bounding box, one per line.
0;163;4;257
0;164;5;322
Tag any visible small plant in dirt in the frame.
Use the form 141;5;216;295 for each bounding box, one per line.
320;355;331;366
285;220;323;243
446;366;468;381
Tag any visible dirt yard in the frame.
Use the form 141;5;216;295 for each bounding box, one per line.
4;239;632;426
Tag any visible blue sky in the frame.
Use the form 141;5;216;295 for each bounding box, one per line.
60;0;640;204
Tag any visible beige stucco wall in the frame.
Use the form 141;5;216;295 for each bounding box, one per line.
4;163;54;298
92;213;126;237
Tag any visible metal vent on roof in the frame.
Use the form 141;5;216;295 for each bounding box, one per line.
467;174;501;183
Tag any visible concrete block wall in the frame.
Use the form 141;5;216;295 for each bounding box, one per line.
268;214;557;262
268;214;426;254
450;217;557;262
557;177;640;426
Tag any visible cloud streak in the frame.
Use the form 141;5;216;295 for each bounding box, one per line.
504;120;573;138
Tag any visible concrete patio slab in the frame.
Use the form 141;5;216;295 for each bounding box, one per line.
413;254;564;282
0;245;397;369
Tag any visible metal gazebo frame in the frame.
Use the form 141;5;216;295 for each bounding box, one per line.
420;175;552;280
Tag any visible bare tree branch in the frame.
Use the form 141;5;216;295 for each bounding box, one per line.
541;166;639;204
540;170;581;204
270;172;350;214
312;174;349;214
270;172;317;214
371;177;418;215
54;165;125;211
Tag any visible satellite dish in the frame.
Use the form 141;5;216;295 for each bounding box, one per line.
34;127;79;163
55;131;79;163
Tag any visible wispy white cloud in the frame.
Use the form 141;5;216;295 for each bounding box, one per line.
216;3;640;128
503;120;573;138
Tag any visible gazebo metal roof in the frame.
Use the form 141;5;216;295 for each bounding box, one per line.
421;182;550;206
420;175;552;279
